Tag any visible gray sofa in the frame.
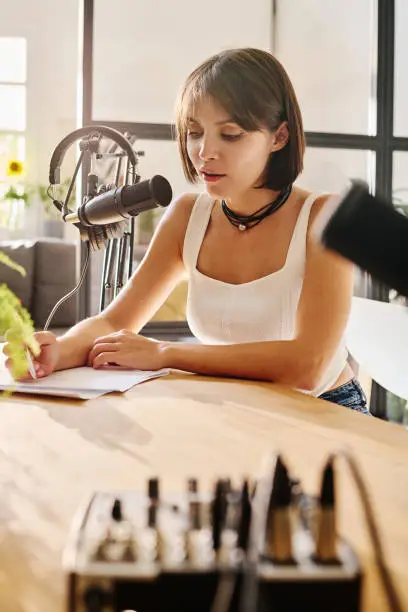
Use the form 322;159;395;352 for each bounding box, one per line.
0;238;78;329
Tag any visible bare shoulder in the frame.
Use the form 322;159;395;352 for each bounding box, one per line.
155;192;200;256
306;192;342;249
302;190;353;271
292;187;335;226
290;188;337;238
162;192;199;228
308;192;336;225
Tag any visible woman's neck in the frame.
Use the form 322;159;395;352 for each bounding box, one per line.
223;188;282;216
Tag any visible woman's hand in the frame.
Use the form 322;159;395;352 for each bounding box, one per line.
2;331;60;380
87;330;168;371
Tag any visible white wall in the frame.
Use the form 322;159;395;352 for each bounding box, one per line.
92;0;273;199
0;0;80;240
93;0;272;123
274;0;377;194
88;0;274;315
275;0;376;136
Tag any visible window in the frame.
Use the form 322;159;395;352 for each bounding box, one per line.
275;0;377;135
82;0;402;418
0;37;27;230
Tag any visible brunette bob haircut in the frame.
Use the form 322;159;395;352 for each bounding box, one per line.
175;47;305;191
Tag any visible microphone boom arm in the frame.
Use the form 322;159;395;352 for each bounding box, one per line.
46;124;143;321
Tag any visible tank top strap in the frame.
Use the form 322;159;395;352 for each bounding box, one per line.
285;192;328;266
183;192;215;270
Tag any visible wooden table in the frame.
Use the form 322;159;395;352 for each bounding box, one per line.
0;372;407;612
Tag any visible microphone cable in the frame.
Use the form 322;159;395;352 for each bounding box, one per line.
43;242;90;331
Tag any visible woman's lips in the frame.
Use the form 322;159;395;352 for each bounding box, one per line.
201;171;226;183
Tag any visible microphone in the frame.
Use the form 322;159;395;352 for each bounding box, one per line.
314;179;408;297
64;175;172;226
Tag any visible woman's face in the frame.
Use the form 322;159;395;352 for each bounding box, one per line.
186;97;278;200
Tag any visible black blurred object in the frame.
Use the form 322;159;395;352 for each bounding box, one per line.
148;477;160;529
111;499;123;522
264;456;294;563
320;461;335;508
211;479;229;553
317;179;408;297
148;478;160;502
64;480;362;612
237;480;252;551
314;459;338;564
268;456;292;510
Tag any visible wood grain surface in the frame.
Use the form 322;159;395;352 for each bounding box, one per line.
0;369;407;612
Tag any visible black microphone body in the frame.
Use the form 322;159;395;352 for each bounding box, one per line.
317;180;408;297
66;175;172;226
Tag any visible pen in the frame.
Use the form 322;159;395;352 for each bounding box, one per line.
25;348;37;380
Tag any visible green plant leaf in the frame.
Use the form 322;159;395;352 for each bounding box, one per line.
0;252;26;276
3;185;29;203
0;252;37;385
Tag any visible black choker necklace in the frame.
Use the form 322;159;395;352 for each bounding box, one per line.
221;185;292;231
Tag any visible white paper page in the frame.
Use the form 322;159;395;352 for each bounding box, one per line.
0;366;170;400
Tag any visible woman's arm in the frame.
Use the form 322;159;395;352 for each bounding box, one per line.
54;193;196;371
161;195;354;390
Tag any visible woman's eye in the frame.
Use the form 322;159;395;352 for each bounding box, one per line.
187;130;243;141
222;133;244;141
187;131;202;139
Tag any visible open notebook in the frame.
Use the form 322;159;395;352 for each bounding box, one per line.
0;366;170;400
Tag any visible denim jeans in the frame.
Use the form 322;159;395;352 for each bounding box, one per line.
318;378;370;414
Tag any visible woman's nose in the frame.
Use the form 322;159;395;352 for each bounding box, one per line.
198;136;219;161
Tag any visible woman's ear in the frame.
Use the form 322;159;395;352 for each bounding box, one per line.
270;121;289;152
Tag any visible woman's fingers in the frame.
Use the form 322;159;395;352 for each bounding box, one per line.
5;357;33;381
92;352;120;368
34;331;58;346
88;342;120;365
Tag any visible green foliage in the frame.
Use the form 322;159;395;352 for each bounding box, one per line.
0;176;67;382
0;251;26;276
3;184;29;204
0;254;38;381
1;177;74;219
36;177;75;219
0;177;74;382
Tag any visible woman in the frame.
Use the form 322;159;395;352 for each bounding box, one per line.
3;48;368;413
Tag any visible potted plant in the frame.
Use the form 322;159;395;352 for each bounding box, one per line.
0;160;30;232
1;158;73;238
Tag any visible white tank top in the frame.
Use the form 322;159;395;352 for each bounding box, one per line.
182;191;349;397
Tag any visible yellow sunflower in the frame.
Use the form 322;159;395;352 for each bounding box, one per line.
6;159;25;177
